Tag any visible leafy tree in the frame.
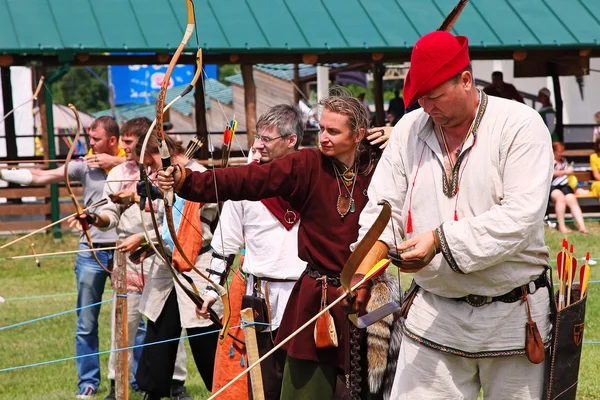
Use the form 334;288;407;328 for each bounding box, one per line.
47;66;109;114
218;64;241;84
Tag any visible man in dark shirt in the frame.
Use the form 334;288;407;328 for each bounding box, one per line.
483;71;524;103
387;90;405;123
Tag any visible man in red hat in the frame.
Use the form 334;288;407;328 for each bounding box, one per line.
353;31;554;399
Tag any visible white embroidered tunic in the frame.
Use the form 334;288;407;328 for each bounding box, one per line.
356;95;554;355
210;199;307;327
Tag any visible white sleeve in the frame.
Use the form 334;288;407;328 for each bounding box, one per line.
355;122;409;251
205;200;245;295
438;113;553;274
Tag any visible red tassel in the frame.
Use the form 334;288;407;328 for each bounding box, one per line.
454;210;459;221
406;210;413;234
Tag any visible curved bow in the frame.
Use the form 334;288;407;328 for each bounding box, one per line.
340;200;392;291
0;76;45;126
66;104;111;274
138;0;233;345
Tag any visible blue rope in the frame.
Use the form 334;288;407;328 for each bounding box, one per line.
0;293;144;331
0;320;284;373
0;298;113;332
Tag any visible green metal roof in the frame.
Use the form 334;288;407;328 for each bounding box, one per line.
1;0;599;59
93;78;232;120
225;63;348;86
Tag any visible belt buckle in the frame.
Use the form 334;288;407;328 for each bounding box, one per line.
528;281;537;295
465;295;492;307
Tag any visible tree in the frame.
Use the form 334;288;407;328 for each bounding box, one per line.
47;66;109;114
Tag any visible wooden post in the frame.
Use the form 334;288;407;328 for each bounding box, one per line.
35;67;49;169
1;67;18;160
293;64;300;105
549;62;564;142
242;64;257;148
43;64;70;239
240;308;265;400
194;75;209;160
115;241;129;400
373;62;386;127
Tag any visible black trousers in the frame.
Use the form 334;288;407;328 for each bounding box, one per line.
136;289;219;397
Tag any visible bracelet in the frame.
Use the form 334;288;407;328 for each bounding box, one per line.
432;230;440;254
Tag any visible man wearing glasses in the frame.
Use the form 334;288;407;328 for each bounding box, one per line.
201;104;307;399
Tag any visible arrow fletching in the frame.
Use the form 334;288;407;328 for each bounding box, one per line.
364;259;391;282
438;0;469;32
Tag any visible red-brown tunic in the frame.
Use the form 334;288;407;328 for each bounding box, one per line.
178;148;372;369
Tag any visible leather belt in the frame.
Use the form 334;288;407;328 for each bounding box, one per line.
458;273;547;307
254;275;297;283
94;243;116;250
305;264;341;287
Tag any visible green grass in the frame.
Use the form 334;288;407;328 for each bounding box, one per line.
0;234;209;400
1;224;600;399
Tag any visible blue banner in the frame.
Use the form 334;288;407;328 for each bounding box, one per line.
109;64;218;105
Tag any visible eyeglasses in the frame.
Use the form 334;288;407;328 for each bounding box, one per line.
253;134;285;144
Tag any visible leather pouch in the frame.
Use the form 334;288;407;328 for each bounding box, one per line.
241;279;270;333
241;294;269;333
522;287;545;364
314;277;338;348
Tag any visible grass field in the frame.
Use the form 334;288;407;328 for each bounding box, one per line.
0;223;599;400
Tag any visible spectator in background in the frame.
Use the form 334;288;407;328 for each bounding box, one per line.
537;88;558;142
358;92;372;124
483;71;525;103
592;111;600;143
551;142;588;234
387;90;405;123
386;110;400;126
590;139;600;204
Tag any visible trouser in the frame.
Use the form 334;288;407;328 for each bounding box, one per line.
280;356;362;400
136;289;218;397
390;336;546;400
106;294;187;385
249;329;286;400
74;244;112;392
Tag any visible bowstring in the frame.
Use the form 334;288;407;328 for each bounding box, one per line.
389;211;403;304
190;1;233;304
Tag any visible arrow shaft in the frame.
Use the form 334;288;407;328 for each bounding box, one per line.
0;199;108;250
6;246;118;260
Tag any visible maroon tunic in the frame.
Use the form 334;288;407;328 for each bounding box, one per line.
178;148;372;369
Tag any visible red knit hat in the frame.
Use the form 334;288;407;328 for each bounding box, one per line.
403;32;470;107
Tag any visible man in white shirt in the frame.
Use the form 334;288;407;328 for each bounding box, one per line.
353;31;553;399
199;104;306;399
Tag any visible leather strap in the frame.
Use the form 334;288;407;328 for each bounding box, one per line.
458;274;547;307
305;264;341;287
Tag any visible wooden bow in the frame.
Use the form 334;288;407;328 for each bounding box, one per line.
66;104;111;274
137;0;234;345
339;200;392;326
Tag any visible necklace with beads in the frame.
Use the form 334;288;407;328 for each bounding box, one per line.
333;162;358;219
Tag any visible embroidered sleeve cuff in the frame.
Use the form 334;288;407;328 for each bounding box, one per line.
436;225;465;274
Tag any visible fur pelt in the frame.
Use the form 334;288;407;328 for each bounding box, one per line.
366;272;403;400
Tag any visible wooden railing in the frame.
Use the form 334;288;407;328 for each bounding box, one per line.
0;186;83;232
